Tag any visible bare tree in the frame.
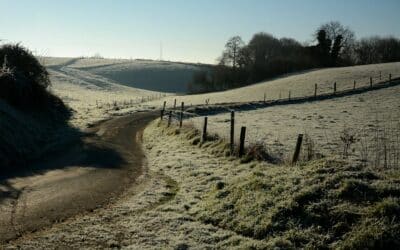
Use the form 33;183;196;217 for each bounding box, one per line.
318;21;355;48
221;36;245;68
316;21;355;63
355;36;400;64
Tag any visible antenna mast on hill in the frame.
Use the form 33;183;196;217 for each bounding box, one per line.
159;42;163;61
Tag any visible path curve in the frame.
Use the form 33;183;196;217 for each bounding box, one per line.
0;111;158;243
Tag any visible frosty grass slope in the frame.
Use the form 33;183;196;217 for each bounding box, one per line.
45;58;400;165
4;59;400;248
7;121;400;249
46;58;400;131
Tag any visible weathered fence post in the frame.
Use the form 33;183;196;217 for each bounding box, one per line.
292;134;304;164
314;84;317;98
167;110;172;127
179;102;184;128
389;74;392;83
202;117;208;143
160;101;167;120
173;99;177;109
230;111;235;155
353;80;356;90
160;109;164;120
333;82;337;94
239;126;246;157
370;77;373;88
288;91;291;101
263;92;266;103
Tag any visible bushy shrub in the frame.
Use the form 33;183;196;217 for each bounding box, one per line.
0;43;69;115
0;43;50;88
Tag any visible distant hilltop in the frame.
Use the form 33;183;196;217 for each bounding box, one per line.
40;57;212;93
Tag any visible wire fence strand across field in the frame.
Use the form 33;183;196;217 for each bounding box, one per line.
158;72;400;166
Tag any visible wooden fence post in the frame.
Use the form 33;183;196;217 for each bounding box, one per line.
353;80;356;90
370;77;373;88
288;91;291;101
160;109;164;120
239;126;246;157
179;102;184;128
202;117;208;143
292;134;303;164
333;82;337;94
167;111;172;127
314;84;317;98
389;74;392;82
160;101;167;120
173;99;177;109
230;111;235;155
263;92;266;103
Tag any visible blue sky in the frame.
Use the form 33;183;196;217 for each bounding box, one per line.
1;0;399;64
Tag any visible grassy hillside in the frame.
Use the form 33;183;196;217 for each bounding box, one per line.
43;57;208;93
143;62;400;107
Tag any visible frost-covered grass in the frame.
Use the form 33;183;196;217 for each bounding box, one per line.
47;65;166;128
43;57;207;93
139;61;400;108
44;58;400;167
188;84;400;166
7;121;399;249
198;158;400;249
42;57;400;132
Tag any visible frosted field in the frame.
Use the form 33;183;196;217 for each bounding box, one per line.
41;58;400;153
46;59;400;122
142;61;400;108
44;57;206;93
43;57;167;128
86;60;204;93
189;84;400;163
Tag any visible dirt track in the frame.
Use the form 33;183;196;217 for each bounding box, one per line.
0;111;158;243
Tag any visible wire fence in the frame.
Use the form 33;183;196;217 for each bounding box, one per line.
159;71;400;167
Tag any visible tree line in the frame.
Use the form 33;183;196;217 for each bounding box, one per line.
189;21;400;93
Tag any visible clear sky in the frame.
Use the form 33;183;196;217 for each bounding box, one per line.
1;0;399;64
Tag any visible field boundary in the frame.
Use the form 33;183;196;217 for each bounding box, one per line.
184;76;400;116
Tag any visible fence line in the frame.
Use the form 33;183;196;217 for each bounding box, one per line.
158;72;399;162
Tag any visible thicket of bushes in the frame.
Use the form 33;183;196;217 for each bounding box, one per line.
0;43;72;168
0;44;70;117
191;21;400;93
